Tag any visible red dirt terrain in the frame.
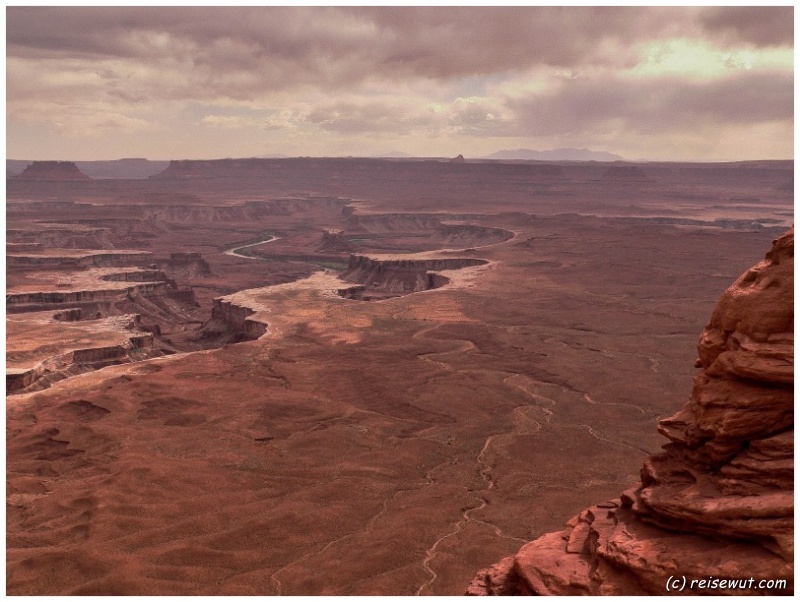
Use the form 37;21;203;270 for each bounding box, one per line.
467;229;793;595
6;158;793;594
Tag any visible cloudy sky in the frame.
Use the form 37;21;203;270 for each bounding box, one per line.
6;6;794;161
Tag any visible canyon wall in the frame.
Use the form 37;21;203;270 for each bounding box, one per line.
53;308;83;322
6;332;158;395
7;251;152;271
7;281;173;308
100;270;172;283
317;229;358;253
437;224;514;248
467;228;794;596
341;255;487;296
158;253;212;280
210;298;268;340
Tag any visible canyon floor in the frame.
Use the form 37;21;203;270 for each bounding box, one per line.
6;158;792;595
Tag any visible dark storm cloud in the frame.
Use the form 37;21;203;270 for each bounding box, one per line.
6;6;793;160
7;7;379;99
351;7;651;76
507;70;794;137
699;7;794;47
7;6;794;94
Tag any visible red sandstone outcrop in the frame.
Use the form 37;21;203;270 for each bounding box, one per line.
119;197;345;223
6;321;160;395
152;252;213;281
467;228;794;596
13;161;92;181
437;224;514;248
6;281;175;310
316;229;358;253
210;298;268;340
340;213;513;249
341;255;487;298
53;308;83;322
7;251;152;271
100;269;171;284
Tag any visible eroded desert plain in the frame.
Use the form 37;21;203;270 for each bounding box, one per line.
6;157;793;595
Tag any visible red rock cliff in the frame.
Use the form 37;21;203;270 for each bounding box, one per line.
467;228;794;596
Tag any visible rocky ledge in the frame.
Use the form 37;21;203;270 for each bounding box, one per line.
467;228;794;596
210;298;268;340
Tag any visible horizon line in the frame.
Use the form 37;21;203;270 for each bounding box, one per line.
7;156;795;165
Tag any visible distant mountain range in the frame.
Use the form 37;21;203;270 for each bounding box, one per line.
484;148;624;162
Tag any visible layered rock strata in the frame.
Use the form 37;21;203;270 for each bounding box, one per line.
341;255;487;298
7;281;174;309
6;314;160;395
317;229;357;253
7;250;152;271
210;298;268;340
467;228;794;596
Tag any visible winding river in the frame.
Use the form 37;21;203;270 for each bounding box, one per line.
223;235;280;259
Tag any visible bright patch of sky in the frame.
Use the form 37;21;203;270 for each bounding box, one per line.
632;38;793;78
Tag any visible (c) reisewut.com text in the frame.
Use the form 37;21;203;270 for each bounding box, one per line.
666;576;788;593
